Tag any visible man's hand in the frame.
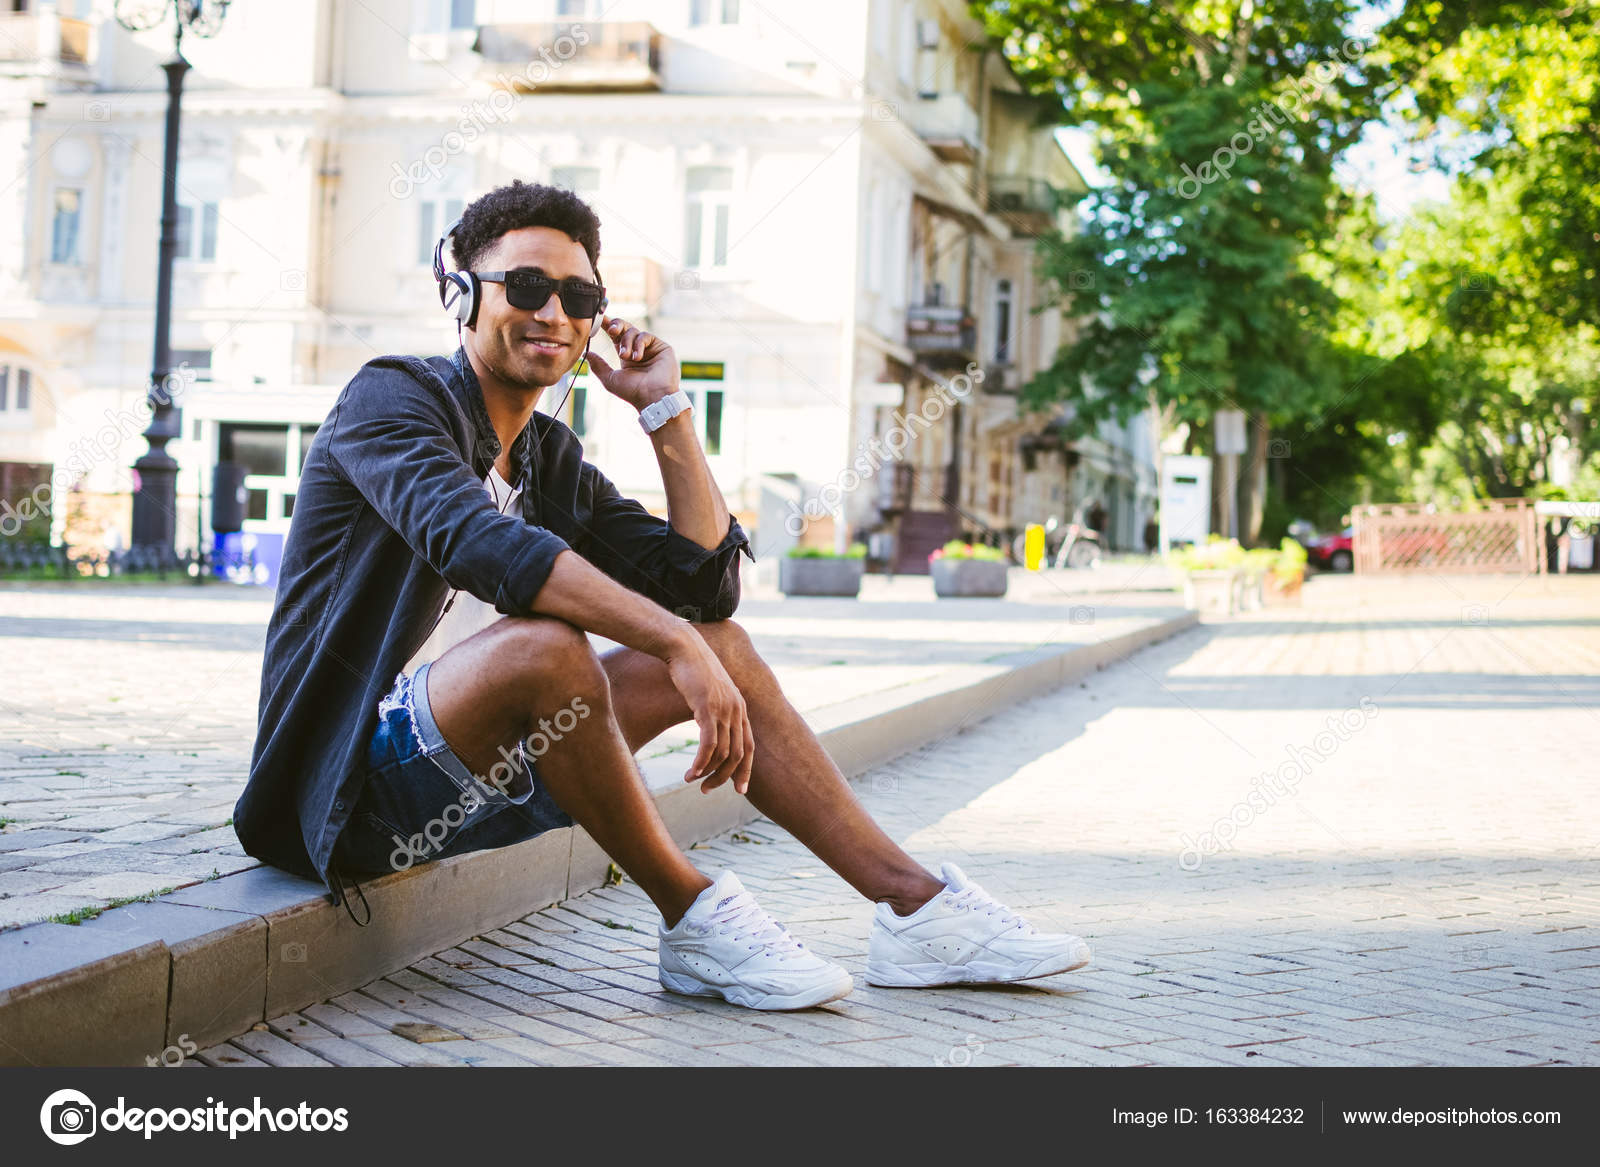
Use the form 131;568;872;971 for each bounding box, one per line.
664;636;754;796
586;315;679;411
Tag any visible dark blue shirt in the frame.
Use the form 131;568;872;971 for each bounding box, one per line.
236;346;753;906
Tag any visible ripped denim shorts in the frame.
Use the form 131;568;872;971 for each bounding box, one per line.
332;658;575;878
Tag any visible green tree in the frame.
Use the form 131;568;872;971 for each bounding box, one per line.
976;0;1396;543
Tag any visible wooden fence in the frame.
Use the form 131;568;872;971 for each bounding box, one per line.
1351;499;1545;575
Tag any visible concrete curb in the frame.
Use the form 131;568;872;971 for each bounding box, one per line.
0;610;1197;1066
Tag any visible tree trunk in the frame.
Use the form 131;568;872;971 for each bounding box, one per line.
1240;411;1269;546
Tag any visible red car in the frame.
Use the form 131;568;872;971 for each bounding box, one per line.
1304;526;1354;572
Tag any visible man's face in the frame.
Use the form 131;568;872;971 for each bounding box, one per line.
466;226;597;390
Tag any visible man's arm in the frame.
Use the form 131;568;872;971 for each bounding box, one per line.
576;316;753;621
325;358;572;617
327;358;751;790
647;407;729;552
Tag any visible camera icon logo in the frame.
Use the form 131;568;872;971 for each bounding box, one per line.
40;1088;97;1146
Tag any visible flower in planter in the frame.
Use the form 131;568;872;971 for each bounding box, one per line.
1165;535;1246;574
928;540;1006;564
1271;537;1308;585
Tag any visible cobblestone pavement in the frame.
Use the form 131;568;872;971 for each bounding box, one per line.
193;573;1600;1068
0;570;1185;927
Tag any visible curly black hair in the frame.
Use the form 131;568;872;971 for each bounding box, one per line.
449;179;602;279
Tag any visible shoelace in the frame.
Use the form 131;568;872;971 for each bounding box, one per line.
944;883;1035;934
703;893;810;961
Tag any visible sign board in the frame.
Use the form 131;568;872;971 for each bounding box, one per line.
858;381;906;407
1159;453;1212;551
1213;409;1247;455
679;361;724;381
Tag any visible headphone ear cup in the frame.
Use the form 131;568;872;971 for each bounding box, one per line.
443;272;479;328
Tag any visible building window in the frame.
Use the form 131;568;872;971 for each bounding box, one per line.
994;278;1013;363
557;0;596;16
419;0;475;32
219;423;290;478
298;424;320;472
550;166;600;198
684;166;732;269
50;188;82;264
569;382;586;437
690;0;739;25
15;368;29;411
420;197;465;266
0;366;7;411
703;388;723;455
170;348;213;382
174;200;219;261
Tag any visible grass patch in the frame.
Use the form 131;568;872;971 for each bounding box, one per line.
47;886;178;925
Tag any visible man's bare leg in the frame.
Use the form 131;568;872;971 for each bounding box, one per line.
599;619;946;918
422;616;713;927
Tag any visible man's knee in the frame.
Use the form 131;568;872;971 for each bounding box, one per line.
489;617;611;702
695;618;769;679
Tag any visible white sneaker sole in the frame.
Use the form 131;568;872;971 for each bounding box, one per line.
864;943;1092;988
659;966;854;1011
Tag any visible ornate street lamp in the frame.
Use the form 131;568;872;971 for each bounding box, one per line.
116;0;232;566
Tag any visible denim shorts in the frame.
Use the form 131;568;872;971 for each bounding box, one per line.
332;658;575;878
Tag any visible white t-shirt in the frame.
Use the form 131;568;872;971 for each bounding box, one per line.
403;465;523;675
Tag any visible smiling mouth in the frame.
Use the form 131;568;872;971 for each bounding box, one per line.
522;337;566;353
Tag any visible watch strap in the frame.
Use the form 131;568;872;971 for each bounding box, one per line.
639;388;692;434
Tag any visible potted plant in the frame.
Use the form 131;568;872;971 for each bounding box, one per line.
779;542;867;597
1264;537;1308;606
1167;536;1246;615
1239;547;1277;611
929;540;1009;597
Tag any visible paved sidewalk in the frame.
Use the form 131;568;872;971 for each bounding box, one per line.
193;573;1600;1067
0;568;1184;928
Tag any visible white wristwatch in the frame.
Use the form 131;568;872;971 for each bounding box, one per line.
638;388;693;434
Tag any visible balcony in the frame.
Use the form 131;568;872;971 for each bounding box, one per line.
0;13;93;69
598;254;664;311
986;177;1063;234
906;302;977;366
473;22;662;92
905;93;981;164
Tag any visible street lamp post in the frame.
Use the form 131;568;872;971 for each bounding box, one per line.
117;0;231;566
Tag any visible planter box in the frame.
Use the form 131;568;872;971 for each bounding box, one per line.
1236;568;1265;612
1183;568;1238;615
1263;571;1303;607
931;557;1009;597
779;556;864;597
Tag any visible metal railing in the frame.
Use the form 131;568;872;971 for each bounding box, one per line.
0;541;257;581
1351;499;1545;575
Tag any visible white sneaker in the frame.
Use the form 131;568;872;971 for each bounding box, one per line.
865;862;1092;987
658;871;854;1010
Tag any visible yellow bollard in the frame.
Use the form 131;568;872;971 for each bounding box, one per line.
1024;523;1045;571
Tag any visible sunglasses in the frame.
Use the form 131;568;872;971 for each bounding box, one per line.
475;270;607;319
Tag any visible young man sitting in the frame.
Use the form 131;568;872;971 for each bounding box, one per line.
235;180;1091;1011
